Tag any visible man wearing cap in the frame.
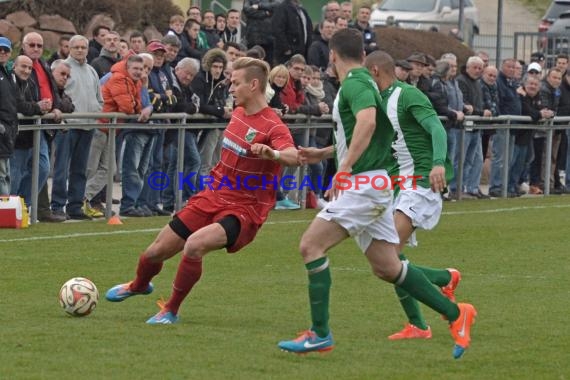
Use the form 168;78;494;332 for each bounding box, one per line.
527;62;543;78
0;37;20;195
137;40;177;217
51;34;103;220
395;59;412;81
406;53;430;93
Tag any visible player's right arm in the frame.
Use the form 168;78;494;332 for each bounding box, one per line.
298;145;334;164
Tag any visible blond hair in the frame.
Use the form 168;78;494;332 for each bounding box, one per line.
232;57;270;93
268;64;289;87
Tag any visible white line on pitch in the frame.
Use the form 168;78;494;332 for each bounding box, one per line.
0;203;568;244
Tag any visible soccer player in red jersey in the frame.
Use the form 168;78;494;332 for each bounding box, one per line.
106;57;299;324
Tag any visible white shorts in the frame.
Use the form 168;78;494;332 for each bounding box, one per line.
317;170;400;252
394;187;442;247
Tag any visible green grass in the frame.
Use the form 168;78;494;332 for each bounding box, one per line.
1;196;570;379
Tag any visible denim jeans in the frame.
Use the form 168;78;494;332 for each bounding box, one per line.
139;130;164;208
446;128;461;192
10;132;50;206
0;158;9;195
462;130;483;194
508;143;529;193
489;129;515;193
51;129;94;215
163;131;201;210
120;132;156;212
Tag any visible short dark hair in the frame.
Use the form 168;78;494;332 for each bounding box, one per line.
130;31;146;43
329;28;363;61
184;18;200;30
59;35;71;44
225;41;242;52
93;25;111;38
215;13;226;21
556;53;569;61
227;8;240;16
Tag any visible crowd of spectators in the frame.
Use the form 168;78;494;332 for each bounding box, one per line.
1;0;568;223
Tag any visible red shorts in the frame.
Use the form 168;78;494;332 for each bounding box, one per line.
173;192;262;253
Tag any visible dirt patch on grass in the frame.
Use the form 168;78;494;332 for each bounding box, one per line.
376;27;474;65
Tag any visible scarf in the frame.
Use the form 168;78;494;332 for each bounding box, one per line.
306;82;325;100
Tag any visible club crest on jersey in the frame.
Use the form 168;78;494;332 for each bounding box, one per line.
245;127;257;143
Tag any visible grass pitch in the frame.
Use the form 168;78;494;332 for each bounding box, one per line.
1;196;569;379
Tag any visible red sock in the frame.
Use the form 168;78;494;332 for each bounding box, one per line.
165;255;203;315
130;254;163;292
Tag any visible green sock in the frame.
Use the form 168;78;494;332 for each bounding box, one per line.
415;265;452;287
394;254;428;329
394;286;428;329
306;257;331;338
397;262;459;322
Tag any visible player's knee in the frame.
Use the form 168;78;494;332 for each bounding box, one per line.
183;237;208;257
299;236;323;261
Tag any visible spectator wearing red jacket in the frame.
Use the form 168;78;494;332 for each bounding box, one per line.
280;54;306;113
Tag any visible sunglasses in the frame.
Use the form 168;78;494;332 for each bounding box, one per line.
26;43;43;48
528;69;540;74
0;47;10;53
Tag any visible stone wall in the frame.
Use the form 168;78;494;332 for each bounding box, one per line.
0;11;163;52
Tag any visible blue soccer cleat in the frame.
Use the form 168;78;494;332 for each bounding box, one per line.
278;330;334;354
146;302;179;325
105;281;154;302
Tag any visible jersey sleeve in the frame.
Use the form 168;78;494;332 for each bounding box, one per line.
403;88;448;166
268;122;295;151
343;77;378;116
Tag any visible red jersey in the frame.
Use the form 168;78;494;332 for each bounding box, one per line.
201;106;294;224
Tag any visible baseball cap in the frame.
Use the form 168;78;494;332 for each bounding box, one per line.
146;41;166;53
527;62;542;73
0;37;12;50
395;60;412;71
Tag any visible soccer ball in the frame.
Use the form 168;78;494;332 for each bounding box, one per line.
58;277;99;317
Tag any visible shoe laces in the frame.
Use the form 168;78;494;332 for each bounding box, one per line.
293;330;316;342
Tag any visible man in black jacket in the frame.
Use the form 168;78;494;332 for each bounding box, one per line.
162;57;201;212
0;38;24;195
457;56;492;197
273;0;313;65
16;33;66;221
307;19;334;71
243;0;279;65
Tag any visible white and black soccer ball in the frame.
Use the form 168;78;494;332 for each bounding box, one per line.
58;277;99;317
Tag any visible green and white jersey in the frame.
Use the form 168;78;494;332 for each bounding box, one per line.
333;67;395;175
380;80;452;189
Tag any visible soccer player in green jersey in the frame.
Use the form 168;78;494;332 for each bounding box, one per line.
278;29;477;359
365;50;462;340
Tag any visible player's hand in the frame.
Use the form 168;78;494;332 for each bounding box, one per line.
326;166;350;201
429;165;446;193
251;143;277;160
298;146;325;164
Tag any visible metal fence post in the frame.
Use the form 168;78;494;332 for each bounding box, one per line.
175;116;187;211
298;116;311;209
29;117;42;224
544;119;554;196
105;118;117;219
501;121;511;198
456;124;466;200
